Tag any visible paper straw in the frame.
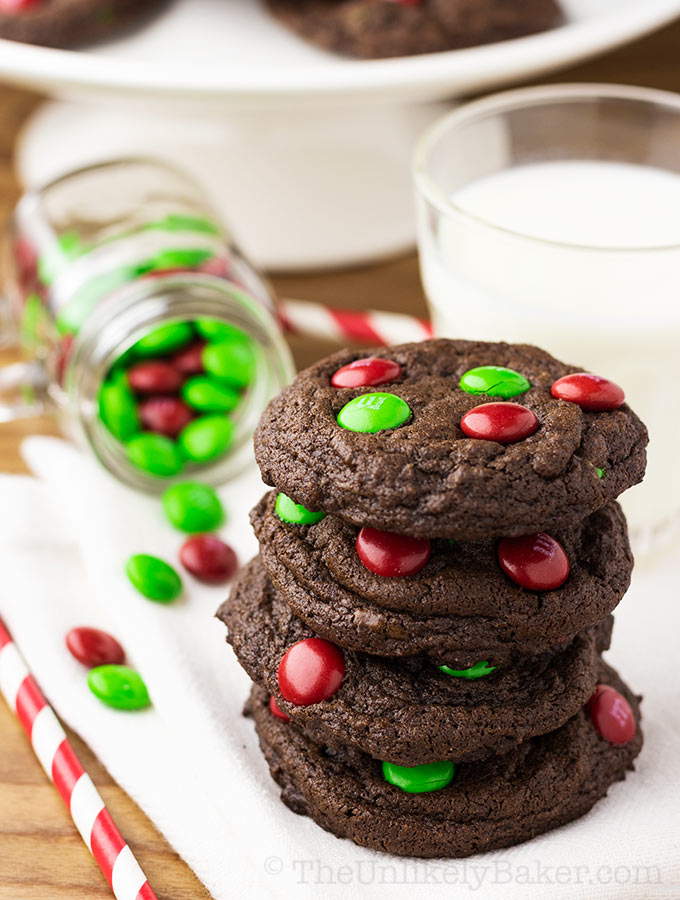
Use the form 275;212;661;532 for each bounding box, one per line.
279;297;433;346
0;618;157;900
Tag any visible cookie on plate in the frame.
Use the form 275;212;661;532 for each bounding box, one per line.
220;557;614;766
250;663;642;858
266;0;564;59
250;492;632;664
0;0;165;48
254;340;647;540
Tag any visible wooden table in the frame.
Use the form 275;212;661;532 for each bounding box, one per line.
2;21;680;897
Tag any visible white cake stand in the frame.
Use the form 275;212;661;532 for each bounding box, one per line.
2;0;680;269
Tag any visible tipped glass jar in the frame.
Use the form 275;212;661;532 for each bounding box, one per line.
0;158;294;491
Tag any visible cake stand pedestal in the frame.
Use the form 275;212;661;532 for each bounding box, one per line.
16;97;450;271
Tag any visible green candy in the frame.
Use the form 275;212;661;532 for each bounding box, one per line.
126;433;183;476
178;415;235;462
439;660;497;680
275;493;325;526
143;214;221;235
596;467;604;479
126;553;182;602
195;319;250;343
337;393;411;433
56;266;141;336
162;482;224;533
182;376;240;413
142;247;214;273
21;293;47;350
202;338;255;389
133;321;194;357
88;665;151;711
38;231;85;286
99;376;141;442
382;760;455;794
459;366;530;399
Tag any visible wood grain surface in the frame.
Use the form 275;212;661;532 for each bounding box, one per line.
2;18;680;897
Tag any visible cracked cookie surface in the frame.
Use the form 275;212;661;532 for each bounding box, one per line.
255;340;647;541
250;493;632;664
250;663;642;858
220;557;614;766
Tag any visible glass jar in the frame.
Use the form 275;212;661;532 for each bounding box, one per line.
0;158;294;491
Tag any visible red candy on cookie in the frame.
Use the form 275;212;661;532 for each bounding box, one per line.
461;402;538;444
331;357;402;389
551;373;625;412
588;684;636;745
277;637;345;706
356;527;431;577
497;533;570;591
269;695;290;722
66;627;125;668
179;535;238;584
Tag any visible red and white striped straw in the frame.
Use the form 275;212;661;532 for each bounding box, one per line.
0;618;157;900
279;298;433;346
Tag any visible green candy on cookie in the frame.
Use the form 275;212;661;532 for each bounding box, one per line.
459;365;530;399
275;493;325;525
337;392;411;433
439;660;497;680
382;760;455;794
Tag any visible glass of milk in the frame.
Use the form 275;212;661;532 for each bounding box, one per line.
413;83;680;553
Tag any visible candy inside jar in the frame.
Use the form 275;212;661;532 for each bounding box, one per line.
98;316;256;478
1;159;294;490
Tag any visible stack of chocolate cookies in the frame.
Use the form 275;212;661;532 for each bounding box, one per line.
219;339;648;858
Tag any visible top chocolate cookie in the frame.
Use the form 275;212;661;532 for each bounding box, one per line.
254;339;647;540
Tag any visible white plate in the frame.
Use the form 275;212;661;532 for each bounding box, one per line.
0;0;679;106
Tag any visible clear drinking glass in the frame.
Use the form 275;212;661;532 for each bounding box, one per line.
0;158;294;491
414;84;680;553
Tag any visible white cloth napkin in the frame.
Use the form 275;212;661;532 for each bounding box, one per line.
0;435;678;900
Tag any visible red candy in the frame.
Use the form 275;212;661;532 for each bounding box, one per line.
588;685;636;745
139;396;193;437
171;341;206;376
356;527;431;577
551;373;625;412
331;357;402;389
127;361;182;394
199;257;230;278
0;0;41;9
55;333;75;384
461;402;538;443
277;638;345;706
179;535;238;583
66;627;125;668
497;533;570;591
269;695;290;722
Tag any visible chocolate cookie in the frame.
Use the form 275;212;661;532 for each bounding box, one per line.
220;558;613;765
250;663;642;858
267;0;563;59
254;340;647;541
0;0;164;48
250;492;632;664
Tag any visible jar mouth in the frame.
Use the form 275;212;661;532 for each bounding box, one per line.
66;273;294;493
